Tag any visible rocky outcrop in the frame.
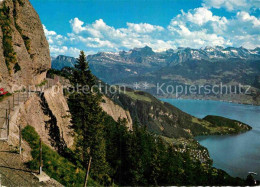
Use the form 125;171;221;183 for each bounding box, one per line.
43;84;74;148
0;0;51;91
100;96;133;130
8;84;74;152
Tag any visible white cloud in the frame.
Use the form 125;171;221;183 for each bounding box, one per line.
168;8;230;47
236;11;260;27
202;0;260;11
168;8;260;49
43;7;260;57
43;25;57;36
69;18;85;34
183;7;224;26
67;18;169;51
226;11;260;48
50;45;81;57
43;25;80;57
126;23;164;33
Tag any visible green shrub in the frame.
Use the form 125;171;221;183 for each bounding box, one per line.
17;0;25;6
0;92;11;102
14;63;21;73
22;35;31;53
12;0;31;55
36;80;47;87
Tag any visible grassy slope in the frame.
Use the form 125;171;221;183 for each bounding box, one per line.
22;125;97;186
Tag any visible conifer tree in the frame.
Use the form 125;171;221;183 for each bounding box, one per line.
68;51;110;183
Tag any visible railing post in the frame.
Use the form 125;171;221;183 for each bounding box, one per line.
39;138;43;175
5;109;9;141
7;113;9;140
8;100;10;114
19;124;22;155
13;94;15;110
5;109;7;128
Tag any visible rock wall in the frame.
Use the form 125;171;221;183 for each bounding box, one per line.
0;0;51;91
101;96;133;130
43;84;74;148
8;84;74;152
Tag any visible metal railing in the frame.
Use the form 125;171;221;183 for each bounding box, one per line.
0;92;31;141
0;78;63;186
0;77;61;141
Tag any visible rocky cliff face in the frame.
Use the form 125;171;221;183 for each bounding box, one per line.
8;84;74;152
100;96;133;130
0;0;50;91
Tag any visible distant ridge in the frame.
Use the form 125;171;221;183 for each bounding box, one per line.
52;46;260;70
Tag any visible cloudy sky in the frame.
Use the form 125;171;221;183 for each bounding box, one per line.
31;0;260;57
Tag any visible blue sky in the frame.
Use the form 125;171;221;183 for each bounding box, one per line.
32;0;210;34
31;0;260;57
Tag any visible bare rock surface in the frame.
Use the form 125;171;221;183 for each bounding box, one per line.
0;0;51;91
2;84;74;152
101;96;133;130
43;84;74;148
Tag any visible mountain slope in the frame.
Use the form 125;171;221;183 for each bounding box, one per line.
51;55;77;70
104;87;251;139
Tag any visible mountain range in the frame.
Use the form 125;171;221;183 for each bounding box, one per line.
52;46;260;105
52;46;260;69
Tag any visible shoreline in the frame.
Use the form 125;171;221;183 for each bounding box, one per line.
157;96;260;106
163;99;260;181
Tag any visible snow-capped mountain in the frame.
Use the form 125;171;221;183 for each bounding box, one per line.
52;46;260;71
87;46;260;65
51;46;260;87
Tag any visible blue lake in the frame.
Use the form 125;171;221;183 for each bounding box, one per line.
161;99;260;180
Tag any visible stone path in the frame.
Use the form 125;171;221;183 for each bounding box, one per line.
0;141;62;186
0;93;39;187
0;141;41;186
0;92;29;140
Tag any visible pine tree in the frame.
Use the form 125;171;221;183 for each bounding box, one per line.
68;51;110;184
72;51;95;88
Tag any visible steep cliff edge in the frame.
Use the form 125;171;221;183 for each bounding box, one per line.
7;85;74;153
0;0;50;91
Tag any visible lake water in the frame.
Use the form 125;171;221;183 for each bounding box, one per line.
160;99;260;180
